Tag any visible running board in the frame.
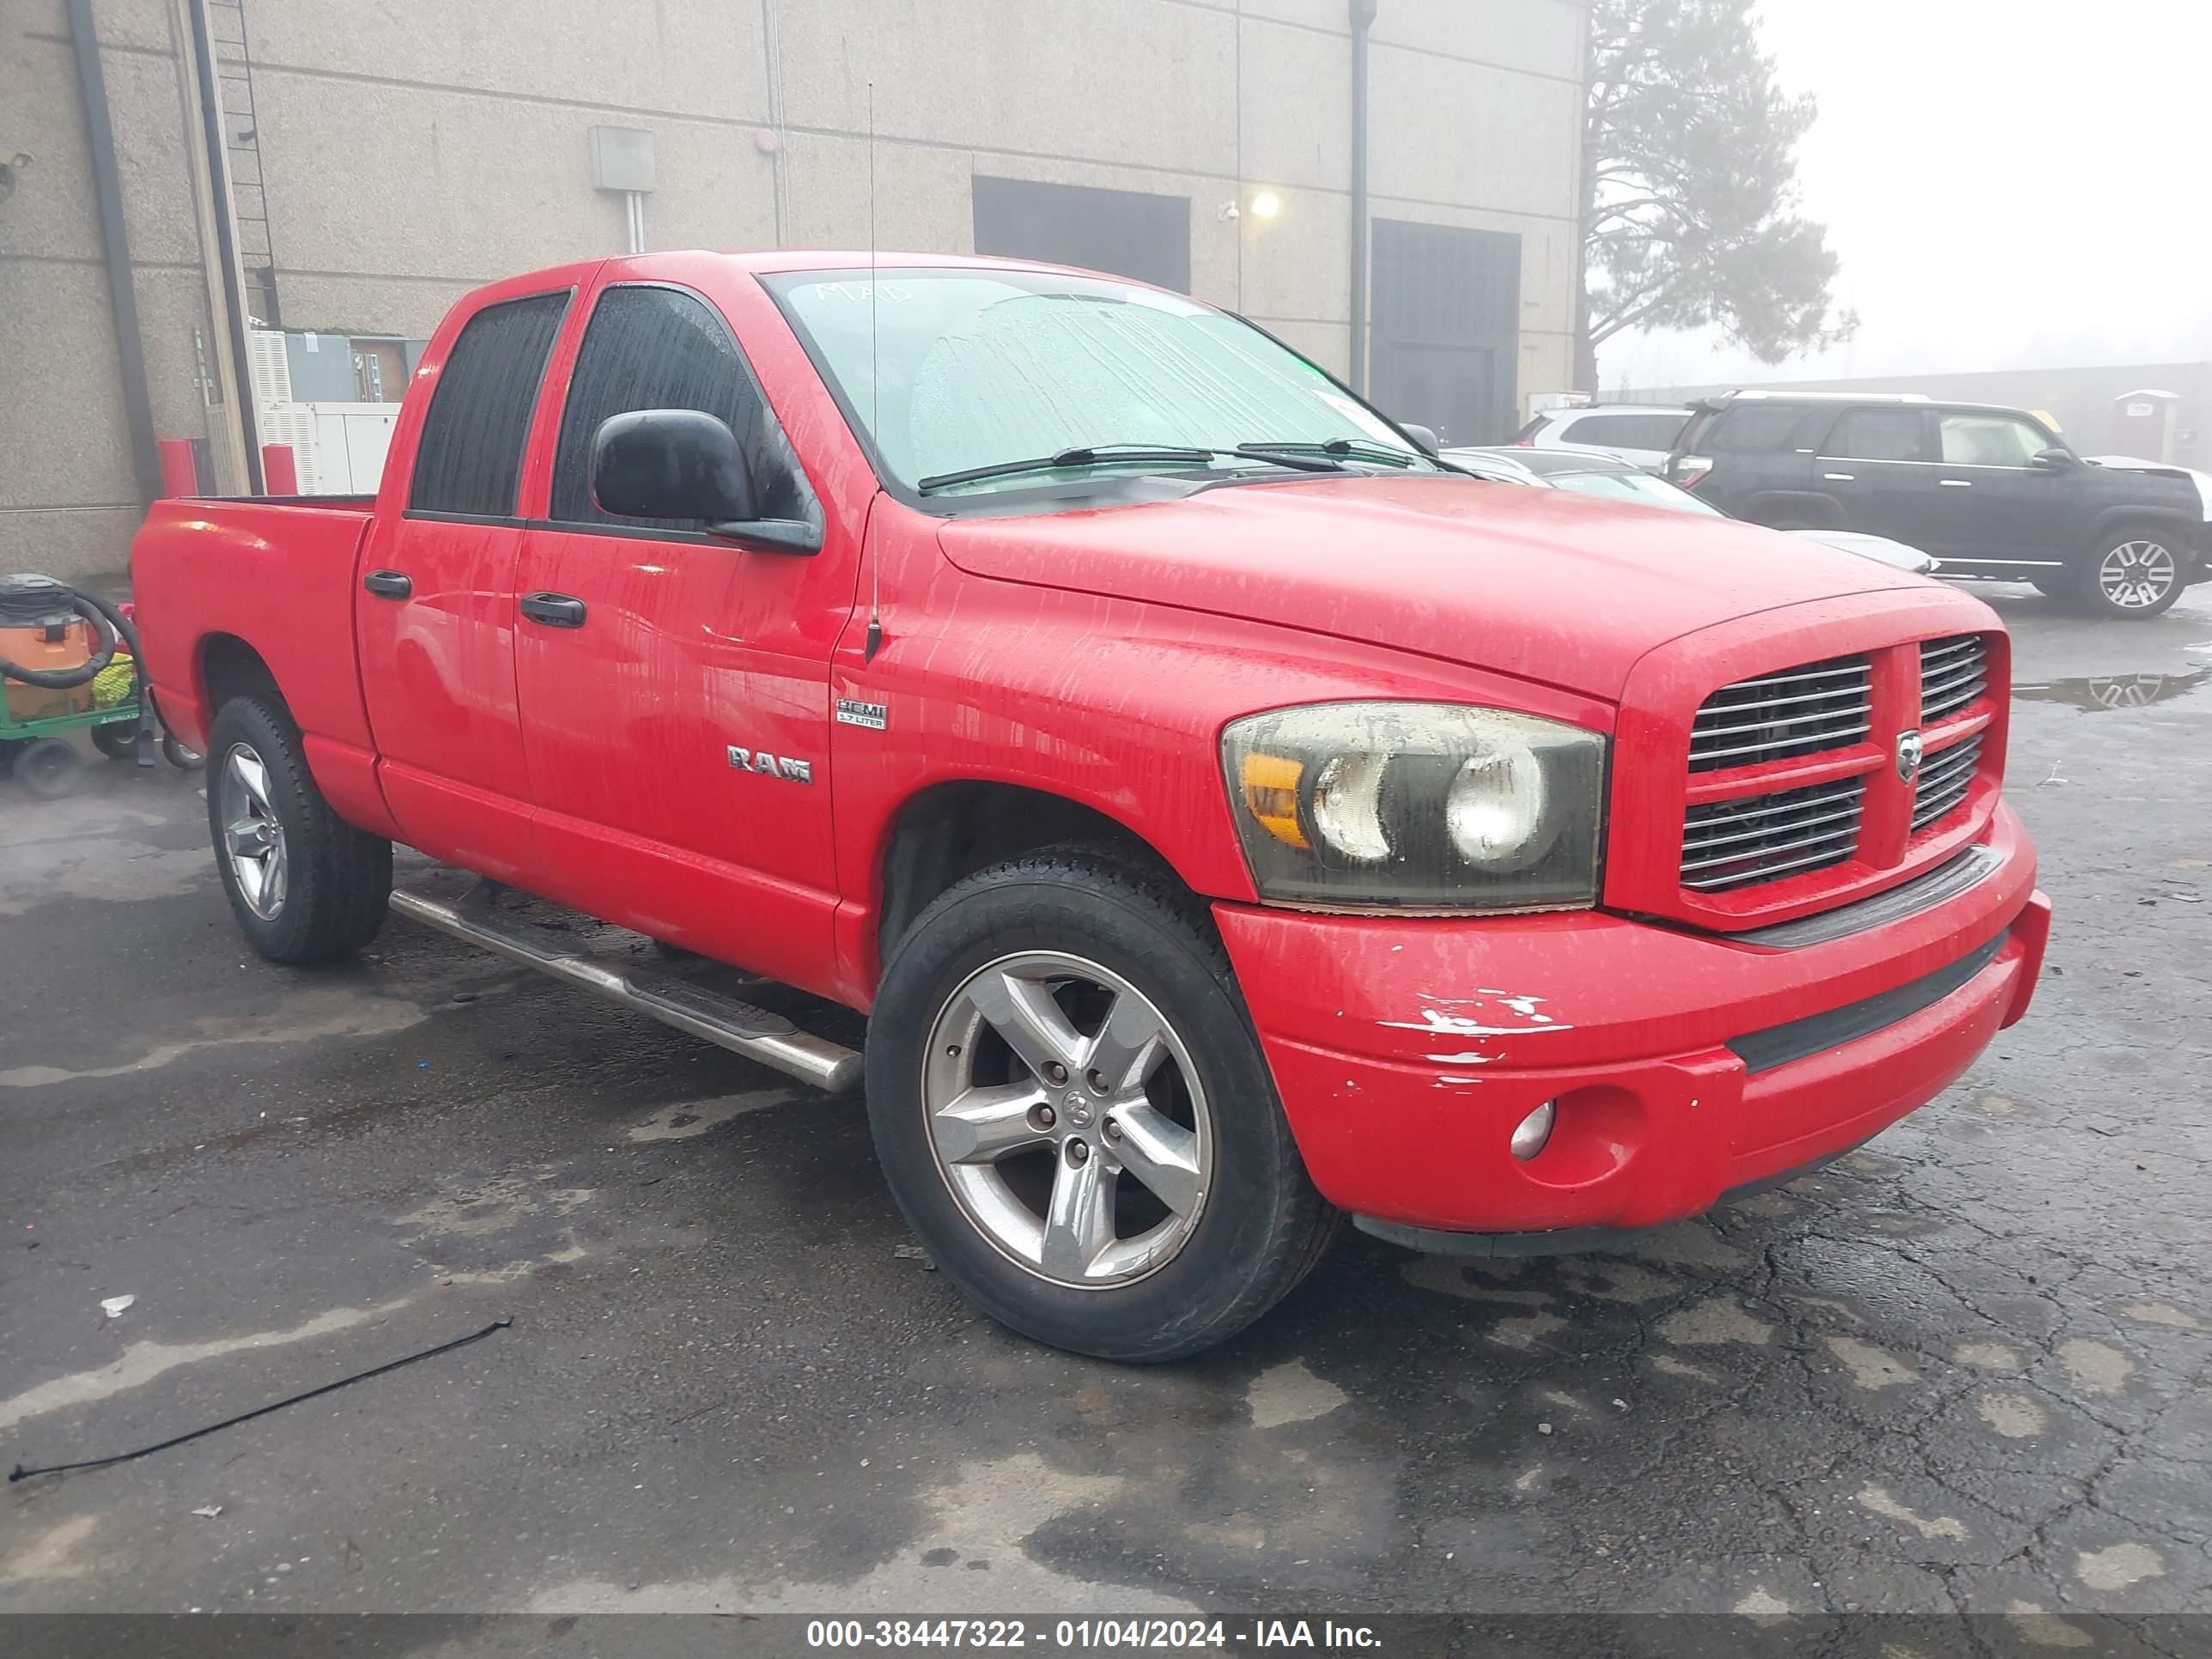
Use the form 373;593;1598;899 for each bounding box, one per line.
389;885;864;1093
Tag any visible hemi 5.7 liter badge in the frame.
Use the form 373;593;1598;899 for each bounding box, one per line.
836;699;890;731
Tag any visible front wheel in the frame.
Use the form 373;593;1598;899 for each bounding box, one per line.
2079;528;2188;618
865;848;1336;1362
206;696;392;963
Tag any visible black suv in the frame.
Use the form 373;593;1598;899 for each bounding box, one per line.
1666;392;2206;617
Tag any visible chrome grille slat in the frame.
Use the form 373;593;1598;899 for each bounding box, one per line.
1691;723;1872;763
1681;802;1864;855
1688;654;1871;775
1681;824;1860;877
1680;775;1865;890
1919;635;1990;721
1715;663;1870;693
1912;732;1984;831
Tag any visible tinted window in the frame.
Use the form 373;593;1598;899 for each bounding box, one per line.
1559;411;1688;451
551;285;812;529
409;292;568;516
1825;409;1928;462
1707;404;1808;452
1940;412;2052;466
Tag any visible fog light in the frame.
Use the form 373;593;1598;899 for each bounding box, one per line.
1510;1100;1556;1161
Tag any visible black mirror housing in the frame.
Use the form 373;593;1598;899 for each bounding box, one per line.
591;409;760;523
1400;422;1442;458
2032;447;2078;470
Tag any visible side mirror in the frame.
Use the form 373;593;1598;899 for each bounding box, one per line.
592;409;759;523
1400;422;1443;458
2031;447;2079;471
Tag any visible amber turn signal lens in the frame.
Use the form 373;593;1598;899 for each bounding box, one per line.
1239;751;1308;849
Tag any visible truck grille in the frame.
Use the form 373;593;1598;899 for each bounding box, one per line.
1680;776;1866;891
1913;734;1982;831
1919;635;1987;720
1687;656;1872;773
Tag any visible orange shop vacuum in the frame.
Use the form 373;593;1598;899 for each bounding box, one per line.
1;574;198;799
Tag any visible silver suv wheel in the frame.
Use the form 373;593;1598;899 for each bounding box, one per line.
2098;538;2178;611
921;950;1212;1289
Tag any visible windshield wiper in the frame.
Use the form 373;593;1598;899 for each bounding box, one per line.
916;443;1340;495
1237;438;1421;469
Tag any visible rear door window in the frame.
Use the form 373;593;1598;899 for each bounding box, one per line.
1939;411;2053;467
1705;404;1809;452
408;292;569;517
550;284;813;531
1558;411;1689;452
1823;409;1929;463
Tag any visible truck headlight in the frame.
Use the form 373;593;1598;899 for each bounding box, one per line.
1223;702;1606;911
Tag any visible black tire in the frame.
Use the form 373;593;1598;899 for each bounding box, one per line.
17;738;81;799
866;847;1337;1362
91;718;143;761
2077;526;2189;619
205;696;392;963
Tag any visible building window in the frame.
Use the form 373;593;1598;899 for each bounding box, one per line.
972;176;1192;293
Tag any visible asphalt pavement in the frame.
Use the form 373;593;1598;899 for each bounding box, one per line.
3;580;2209;1638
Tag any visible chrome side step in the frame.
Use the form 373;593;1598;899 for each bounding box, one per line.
389;885;864;1093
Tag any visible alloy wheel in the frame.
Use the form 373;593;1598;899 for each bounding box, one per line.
2099;539;2177;610
921;951;1213;1289
219;743;288;919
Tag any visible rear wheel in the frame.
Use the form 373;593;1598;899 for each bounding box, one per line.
866;848;1336;1362
16;738;81;799
206;696;392;963
91;718;143;761
2079;528;2186;618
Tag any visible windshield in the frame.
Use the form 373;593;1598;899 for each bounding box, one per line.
763;268;1431;499
1547;468;1724;515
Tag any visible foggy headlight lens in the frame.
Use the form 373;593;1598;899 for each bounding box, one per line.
1311;753;1392;862
1224;702;1605;911
1445;744;1549;870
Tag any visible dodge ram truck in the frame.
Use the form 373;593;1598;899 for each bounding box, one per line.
132;252;2051;1361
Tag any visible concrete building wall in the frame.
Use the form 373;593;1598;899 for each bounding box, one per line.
7;0;1589;579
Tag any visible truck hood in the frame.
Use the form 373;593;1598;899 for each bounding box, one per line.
935;475;1919;701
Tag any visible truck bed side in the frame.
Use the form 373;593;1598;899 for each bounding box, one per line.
131;495;398;839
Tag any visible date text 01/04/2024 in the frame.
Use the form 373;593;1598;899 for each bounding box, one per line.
804;1620;1384;1650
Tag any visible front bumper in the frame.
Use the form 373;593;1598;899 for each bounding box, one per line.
1214;801;2047;1241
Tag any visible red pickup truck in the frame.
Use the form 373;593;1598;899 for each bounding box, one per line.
133;252;2050;1360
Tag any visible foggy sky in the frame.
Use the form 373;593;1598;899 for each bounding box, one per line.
1601;0;2212;394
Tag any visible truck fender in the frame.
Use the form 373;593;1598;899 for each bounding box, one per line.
2088;504;2202;562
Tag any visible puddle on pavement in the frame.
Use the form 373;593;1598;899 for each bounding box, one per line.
2013;668;2212;710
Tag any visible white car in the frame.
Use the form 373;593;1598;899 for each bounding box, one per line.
1443;446;1941;574
1507;403;1692;471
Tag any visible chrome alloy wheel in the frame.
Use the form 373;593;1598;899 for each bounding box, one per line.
219;743;288;919
2099;539;2178;610
921;951;1213;1289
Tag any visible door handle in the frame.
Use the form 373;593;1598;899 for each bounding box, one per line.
1939;478;1974;488
362;569;412;599
519;592;588;628
1822;472;1856;482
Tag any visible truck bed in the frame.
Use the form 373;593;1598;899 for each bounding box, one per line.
131;495;378;765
